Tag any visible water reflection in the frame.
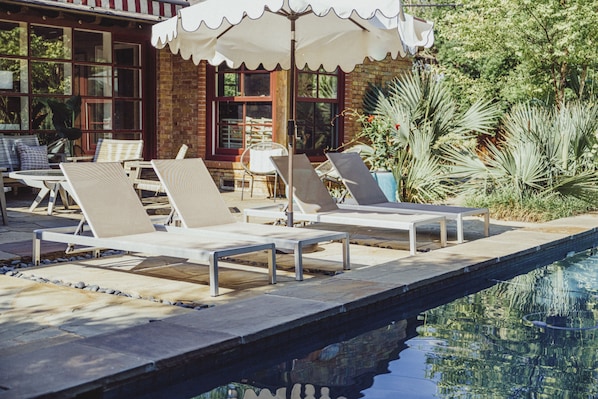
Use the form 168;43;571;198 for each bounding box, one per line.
194;251;598;399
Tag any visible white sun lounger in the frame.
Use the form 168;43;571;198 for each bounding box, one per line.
150;158;350;281
326;152;490;243
32;162;275;297
245;154;447;255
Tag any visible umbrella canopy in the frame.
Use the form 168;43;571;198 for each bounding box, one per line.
151;0;434;225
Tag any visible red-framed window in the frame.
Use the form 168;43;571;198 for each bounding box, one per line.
0;18;147;155
211;63;273;157
208;64;343;160
296;68;343;157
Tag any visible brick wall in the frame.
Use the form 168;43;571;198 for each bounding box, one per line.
155;51;412;194
156;52;206;159
343;56;412;144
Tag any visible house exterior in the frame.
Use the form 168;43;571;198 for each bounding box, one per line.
0;0;413;193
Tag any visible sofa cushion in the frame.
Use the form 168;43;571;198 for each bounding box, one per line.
0;135;40;171
16;142;50;170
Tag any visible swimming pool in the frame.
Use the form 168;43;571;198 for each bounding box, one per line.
192;249;598;399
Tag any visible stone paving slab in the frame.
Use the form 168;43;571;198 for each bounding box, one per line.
0;341;152;399
164;295;341;343
1;189;597;398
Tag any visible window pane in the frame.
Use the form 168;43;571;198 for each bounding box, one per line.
74;65;112;97
31;61;72;94
296;102;336;155
219;102;242;120
246;103;272;119
0;95;27;129
74;30;111;63
298;73;317;98
244;73;270;96
31;97;68;131
30;25;71;59
218;120;243;149
114;43;140;66
218;72;241;97
114;68;139;98
114;100;140;129
0;20;26;56
319;74;337;99
0;58;27;93
85;101;112;130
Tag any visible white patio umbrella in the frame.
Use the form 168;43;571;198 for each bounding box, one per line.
151;0;434;226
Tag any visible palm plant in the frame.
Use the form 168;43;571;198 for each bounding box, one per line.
445;101;598;217
354;69;500;203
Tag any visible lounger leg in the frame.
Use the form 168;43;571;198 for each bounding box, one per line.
342;236;350;271
409;225;417;256
456;215;464;244
294;243;303;281
0;187;7;226
33;232;41;266
439;219;447;247
209;253;218;297
268;246;276;284
484;212;490;237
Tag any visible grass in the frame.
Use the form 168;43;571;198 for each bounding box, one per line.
463;191;597;222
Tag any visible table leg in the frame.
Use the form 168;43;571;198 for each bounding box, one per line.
29;186;50;212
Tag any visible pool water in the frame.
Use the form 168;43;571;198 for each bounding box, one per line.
193;250;598;399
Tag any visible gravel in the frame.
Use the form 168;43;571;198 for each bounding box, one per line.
0;250;213;310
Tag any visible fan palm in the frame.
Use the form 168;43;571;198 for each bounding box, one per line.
445;101;598;206
357;69;500;203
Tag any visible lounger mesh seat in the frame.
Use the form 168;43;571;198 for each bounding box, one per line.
33;162;275;296
326;152;490;243
151;158;350;281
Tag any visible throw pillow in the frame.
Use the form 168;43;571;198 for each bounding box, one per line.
16;142;50;170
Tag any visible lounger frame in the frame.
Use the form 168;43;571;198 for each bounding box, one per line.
244;204;447;256
326;152;490;243
151;158;351;281
33;224;275;297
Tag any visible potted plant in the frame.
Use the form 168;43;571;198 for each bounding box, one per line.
343;109;400;202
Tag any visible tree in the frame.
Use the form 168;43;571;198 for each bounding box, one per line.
420;0;598;109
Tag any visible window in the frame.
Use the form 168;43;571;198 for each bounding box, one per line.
214;64;273;154
296;68;340;156
209;65;342;160
0;19;144;150
0;21;27;130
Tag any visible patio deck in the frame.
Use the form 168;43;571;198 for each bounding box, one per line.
1;188;597;398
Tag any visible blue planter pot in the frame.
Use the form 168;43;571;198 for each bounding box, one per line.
371;170;397;202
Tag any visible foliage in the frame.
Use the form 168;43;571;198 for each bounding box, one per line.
32;96;82;139
463;189;595;222
418;0;598;109
444;101;598;219
420;252;598;397
346;69;500;203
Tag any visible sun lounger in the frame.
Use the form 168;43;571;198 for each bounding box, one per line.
32;162;275;297
245;154;447;255
326;152;490;243
150;158;350;281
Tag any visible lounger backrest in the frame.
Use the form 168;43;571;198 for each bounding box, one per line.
60;162;155;238
326;152;389;205
152;158;236;227
270;154;338;214
93;139;144;163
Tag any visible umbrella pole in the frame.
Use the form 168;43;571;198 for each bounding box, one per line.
286;15;297;227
